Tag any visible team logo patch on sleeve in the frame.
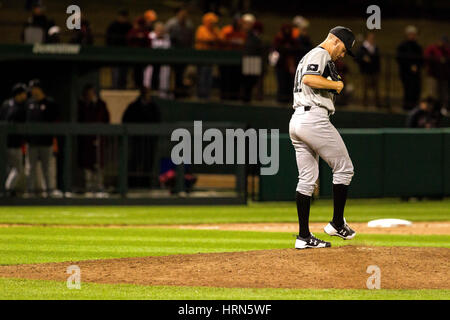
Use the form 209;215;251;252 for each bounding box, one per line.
306;64;319;72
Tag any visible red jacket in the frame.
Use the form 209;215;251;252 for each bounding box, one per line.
424;43;450;79
126;27;150;48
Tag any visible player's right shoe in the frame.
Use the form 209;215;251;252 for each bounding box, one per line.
324;218;356;240
295;233;331;249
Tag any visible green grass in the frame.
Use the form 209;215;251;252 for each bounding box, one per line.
0;199;449;225
0;226;448;265
0;278;448;300
0;200;448;299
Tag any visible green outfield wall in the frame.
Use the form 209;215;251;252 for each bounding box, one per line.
259;129;450;200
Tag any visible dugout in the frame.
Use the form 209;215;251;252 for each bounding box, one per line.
0;44;247;205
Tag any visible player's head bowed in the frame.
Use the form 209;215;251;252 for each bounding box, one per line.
323;26;355;61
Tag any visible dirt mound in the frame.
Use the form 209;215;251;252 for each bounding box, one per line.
1;246;449;289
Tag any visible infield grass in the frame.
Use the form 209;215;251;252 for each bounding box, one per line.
0;198;449;225
0;227;448;265
0;199;448;299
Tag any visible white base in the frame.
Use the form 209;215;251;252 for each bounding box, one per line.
367;219;412;228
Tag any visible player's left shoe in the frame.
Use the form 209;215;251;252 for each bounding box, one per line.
324;218;356;240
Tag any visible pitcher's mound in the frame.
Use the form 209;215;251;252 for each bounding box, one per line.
0;246;449;289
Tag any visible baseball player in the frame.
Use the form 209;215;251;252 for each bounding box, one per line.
0;83;28;196
289;26;356;249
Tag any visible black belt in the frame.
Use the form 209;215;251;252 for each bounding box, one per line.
301;105;331;115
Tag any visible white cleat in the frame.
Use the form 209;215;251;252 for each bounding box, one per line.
324;218;356;240
295;233;331;249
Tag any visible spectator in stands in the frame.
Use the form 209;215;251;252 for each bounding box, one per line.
122;87;160;187
396;25;424;111
22;3;51;43
241;14;263;103
406;96;441;128
122;87;160;123
70;13;94;45
195;12;221;99
424;36;450;113
356;31;381;108
219;14;248;100
0;84;28;197
165;6;195;98
250;21;265;101
273;23;300;103
25;79;59;197
144;10;158;32
292;16;313;60
77;84;110;197
106;9;133;89
127;17;151;88
143;22;172;98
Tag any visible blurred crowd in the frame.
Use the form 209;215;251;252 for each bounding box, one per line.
0;80;164;198
1;1;448;199
20;2;450;113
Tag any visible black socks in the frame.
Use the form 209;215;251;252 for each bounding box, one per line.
332;184;349;227
296;192;311;238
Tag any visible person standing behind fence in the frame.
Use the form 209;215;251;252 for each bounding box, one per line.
241;14;262;103
0;84;28;196
106;9;133;89
25;79;59;197
195;12;221;99
143;22;172;98
356;31;381;108
69;13;94;45
22;3;51;43
127;17;151;88
292;16;313;60
165;6;194;98
143;10;158;32
122;87;160;188
273;24;301;103
219;15;247;100
396;25;423;111
424;36;450;113
77;84;110;197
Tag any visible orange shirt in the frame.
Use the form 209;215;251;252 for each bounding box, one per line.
195;25;220;50
220;25;246;50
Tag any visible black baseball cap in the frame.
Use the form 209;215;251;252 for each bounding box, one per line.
12;83;27;96
329;26;355;57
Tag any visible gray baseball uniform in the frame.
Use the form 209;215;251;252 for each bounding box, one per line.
289;47;354;196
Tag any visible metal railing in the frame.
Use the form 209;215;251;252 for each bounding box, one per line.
0;122;247;205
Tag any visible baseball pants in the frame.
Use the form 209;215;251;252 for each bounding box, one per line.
5;148;24;191
27;145;54;193
289;107;354;196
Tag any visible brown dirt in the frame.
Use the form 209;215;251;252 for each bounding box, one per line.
1;246;449;289
1;221;448;235
164;221;450;235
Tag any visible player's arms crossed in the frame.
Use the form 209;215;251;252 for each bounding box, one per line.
303;75;344;94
